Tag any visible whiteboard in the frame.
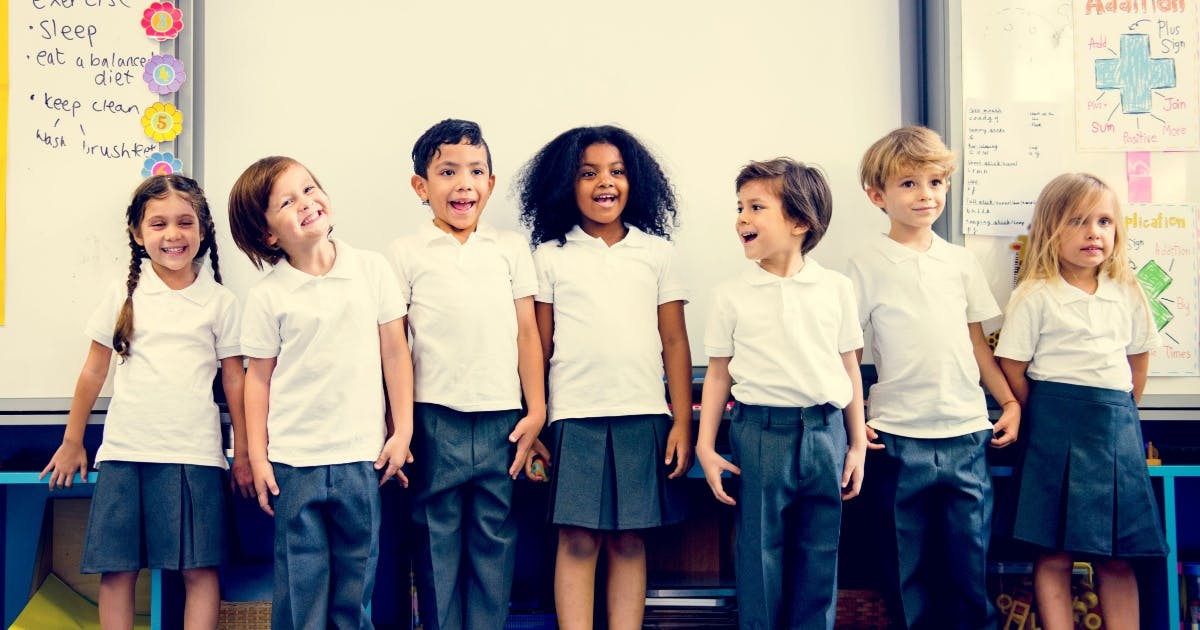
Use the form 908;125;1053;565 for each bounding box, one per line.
199;2;901;375
954;0;1200;399
1;1;193;401
3;2;903;400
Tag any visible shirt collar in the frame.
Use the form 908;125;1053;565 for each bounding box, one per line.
136;258;217;305
269;238;355;292
418;220;498;245
741;257;825;286
1046;272;1123;305
875;232;953;263
563;224;648;248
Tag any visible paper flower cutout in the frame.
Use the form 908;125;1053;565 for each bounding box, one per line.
141;152;183;178
142;2;184;41
143;54;185;95
141;102;184;142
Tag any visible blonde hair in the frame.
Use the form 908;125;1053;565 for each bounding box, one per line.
1018;173;1133;286
1008;173;1145;317
859;126;956;193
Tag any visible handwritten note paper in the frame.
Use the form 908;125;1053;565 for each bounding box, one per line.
962;100;1065;237
1127;204;1200;376
1074;0;1200;151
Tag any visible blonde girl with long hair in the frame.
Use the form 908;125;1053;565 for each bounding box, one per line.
995;173;1166;630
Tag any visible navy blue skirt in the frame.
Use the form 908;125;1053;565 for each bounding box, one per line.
1008;380;1167;558
548;414;687;531
81;461;228;573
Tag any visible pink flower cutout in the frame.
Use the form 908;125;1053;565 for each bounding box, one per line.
142;2;184;41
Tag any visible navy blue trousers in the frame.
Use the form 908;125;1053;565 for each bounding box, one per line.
271;462;380;630
730;403;846;630
409;404;519;630
873;429;994;630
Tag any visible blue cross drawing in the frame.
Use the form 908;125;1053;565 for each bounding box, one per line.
1095;33;1176;114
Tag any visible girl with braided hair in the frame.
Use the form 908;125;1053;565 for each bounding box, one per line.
41;174;250;629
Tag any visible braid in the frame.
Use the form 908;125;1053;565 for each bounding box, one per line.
112;231;144;359
203;212;223;283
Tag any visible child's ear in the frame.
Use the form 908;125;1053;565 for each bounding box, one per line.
866;186;887;209
791;221;811;238
263;231;279;248
411;174;429;203
129;226;144;246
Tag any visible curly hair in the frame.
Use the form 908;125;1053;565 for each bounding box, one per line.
517;125;677;245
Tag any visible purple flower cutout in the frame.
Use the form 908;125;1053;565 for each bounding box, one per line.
143;54;186;95
142;152;184;178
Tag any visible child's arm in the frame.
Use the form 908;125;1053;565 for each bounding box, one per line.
377;317;414;487
853;347;883;448
659;300;693;479
509;296;549;480
696;356;739;505
839;349;868;500
534;301;554;374
245;356;279;515
221;356;255;498
969;323;1020;448
1128;352;1150;404
998;358;1031;407
40;341;111;488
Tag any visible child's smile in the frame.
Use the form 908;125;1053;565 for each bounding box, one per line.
575;143;629;241
265;163;334;252
412;140;494;243
134;192;201;289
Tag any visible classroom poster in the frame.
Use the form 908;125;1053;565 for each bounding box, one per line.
1074;0;1200;151
1127;203;1200;376
1;0;7;325
962;100;1066;236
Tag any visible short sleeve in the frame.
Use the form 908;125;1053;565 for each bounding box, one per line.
963;252;1002;323
703;285;735;358
83;281;123;348
836;277;865;353
994;287;1041;362
507;234;538;299
656;242;689;305
369;253;407;325
213;290;242;360
845;256;872;329
533;245;555;304
385;239;414;305
240;285;281;359
1125;286;1160;355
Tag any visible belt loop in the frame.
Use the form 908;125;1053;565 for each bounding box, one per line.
762;407;772;430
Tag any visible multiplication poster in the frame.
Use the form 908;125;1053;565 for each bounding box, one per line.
1127;203;1200;376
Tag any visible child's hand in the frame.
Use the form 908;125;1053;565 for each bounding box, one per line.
696;446;739;506
841;445;866;500
375;435;413;487
508;412;547;479
251;459;279;516
524;439;552;482
664;422;693;480
990;403;1021;448
864;424;885;450
229;456;256;499
39;440;89;489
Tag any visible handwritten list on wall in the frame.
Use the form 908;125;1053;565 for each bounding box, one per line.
5;1;156;329
962;100;1065;237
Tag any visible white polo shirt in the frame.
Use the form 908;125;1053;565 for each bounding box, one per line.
86;260;240;469
534;225;688;423
241;239;407;466
704;259;863;409
995;275;1158;391
846;234;1000;438
387;221;537;412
